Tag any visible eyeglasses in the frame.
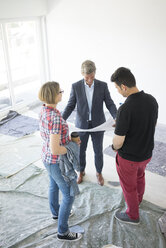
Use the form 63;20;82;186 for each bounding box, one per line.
59;90;64;94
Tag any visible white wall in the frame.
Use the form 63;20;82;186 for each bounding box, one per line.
0;0;165;123
0;0;47;18
46;0;166;124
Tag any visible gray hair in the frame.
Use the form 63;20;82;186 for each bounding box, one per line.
81;60;96;75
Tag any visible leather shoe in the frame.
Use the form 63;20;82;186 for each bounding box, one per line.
77;171;85;184
96;173;104;186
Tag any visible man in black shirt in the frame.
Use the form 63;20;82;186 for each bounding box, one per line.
110;67;158;224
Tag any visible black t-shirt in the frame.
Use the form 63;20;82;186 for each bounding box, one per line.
115;91;158;162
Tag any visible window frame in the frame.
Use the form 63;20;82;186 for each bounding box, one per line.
0;16;49;116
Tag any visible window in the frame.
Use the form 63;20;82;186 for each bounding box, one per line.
0;18;48;112
0;27;11;109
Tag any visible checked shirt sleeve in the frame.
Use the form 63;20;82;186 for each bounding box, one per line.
49;114;62;135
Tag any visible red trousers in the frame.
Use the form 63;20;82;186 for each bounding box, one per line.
116;153;151;219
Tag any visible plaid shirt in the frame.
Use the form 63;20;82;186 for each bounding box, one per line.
39;105;69;164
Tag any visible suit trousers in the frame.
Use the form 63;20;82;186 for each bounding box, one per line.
79;121;104;174
116;153;151;219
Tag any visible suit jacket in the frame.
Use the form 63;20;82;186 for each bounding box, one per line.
62;79;117;129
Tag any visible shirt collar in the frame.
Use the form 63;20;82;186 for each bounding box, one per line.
84;80;94;88
43;104;60;113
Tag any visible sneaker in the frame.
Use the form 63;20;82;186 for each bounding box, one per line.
57;232;82;242
52;209;74;220
115;211;140;225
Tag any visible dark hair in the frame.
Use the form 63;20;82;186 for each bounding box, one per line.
110;67;136;88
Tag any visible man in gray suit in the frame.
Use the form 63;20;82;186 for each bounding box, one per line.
62;60;117;186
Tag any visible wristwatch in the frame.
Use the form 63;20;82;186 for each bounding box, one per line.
111;144;116;151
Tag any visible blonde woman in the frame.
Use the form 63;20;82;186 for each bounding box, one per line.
38;81;82;241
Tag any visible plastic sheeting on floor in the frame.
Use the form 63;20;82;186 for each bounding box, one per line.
158;212;166;239
104;140;166;177
0;132;41;178
0;110;39;137
0;163;166;248
0;119;166;248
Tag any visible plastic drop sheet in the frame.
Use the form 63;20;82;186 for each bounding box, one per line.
0;132;42;178
0;164;166;248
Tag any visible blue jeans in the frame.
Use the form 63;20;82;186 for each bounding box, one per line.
43;161;74;235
